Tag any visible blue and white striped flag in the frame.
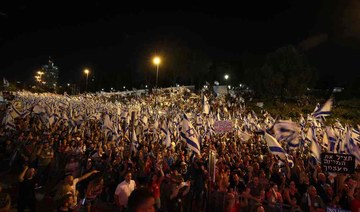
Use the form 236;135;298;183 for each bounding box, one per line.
345;128;360;166
352;128;360;144
160;121;171;148
312;98;333;120
299;114;306;129
321;131;329;150
265;133;294;167
131;128;139;154
326;127;337;152
180;113;201;155
307;127;322;163
273;120;300;148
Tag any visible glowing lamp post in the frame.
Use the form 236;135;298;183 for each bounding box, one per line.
84;69;90;92
153;56;161;88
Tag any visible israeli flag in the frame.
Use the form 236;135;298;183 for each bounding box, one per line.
131;128;139;154
312;98;333;120
352;128;360;144
160;121;171;148
345;128;360;166
265;133;294;168
321;131;329;150
273;120;300;148
180;113;201;155
326;127;337;152
308;127;322;163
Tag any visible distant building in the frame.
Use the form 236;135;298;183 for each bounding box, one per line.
41;57;59;88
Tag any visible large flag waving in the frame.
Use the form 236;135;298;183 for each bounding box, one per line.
345;128;360;166
307;127;322;163
180;113;201;155
265;133;294;167
160;120;171;148
312;98;333;120
273;120;300;148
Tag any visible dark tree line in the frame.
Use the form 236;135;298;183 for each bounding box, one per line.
242;45;317;99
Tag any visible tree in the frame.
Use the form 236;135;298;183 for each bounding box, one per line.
244;45;317;98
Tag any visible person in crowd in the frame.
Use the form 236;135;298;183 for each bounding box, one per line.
36;141;54;182
127;187;156;212
247;176;264;210
114;172;136;211
85;176;104;212
266;182;283;210
57;193;74;212
351;187;360;212
149;167;164;210
283;180;301;210
18;165;37;212
54;169;99;210
65;157;80;178
338;182;353;211
0;184;11;212
322;183;338;208
300;185;326;212
254;204;265;212
168;179;191;212
313;168;327;198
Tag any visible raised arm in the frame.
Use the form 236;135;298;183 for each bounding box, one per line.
158;168;165;184
19;165;29;182
78;170;99;182
285;160;291;180
36;145;43;157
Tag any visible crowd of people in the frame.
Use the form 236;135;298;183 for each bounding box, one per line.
0;88;359;212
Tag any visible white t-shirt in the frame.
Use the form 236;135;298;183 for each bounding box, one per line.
114;180;136;206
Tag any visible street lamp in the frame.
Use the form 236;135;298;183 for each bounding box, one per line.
35;71;44;83
84;69;90;92
224;74;229;80
153;56;161;88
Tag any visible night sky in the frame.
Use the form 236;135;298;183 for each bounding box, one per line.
0;0;359;88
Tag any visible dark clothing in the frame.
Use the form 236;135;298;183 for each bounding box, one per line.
315;181;326;198
19;178;37;200
284;189;301;206
300;194;326;212
269;172;281;187
298;182;310;196
230;180;246;193
18;178;37;212
209;191;227;212
339;191;351;210
18;199;36;212
247;182;263;198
